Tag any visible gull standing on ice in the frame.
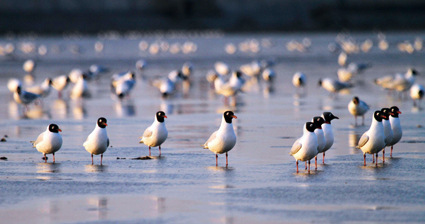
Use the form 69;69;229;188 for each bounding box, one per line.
13;86;40;110
8;78;22;93
70;74;90;99
84;117;109;165
358;110;386;166
111;71;136;99
348;96;369;126
292;72;306;90
32;124;62;163
321;112;339;163
52;75;71;98
203;111;237;166
312;116;325;168
26;78;53;98
318;78;353;96
388;106;402;158
139;111;168;156
410;84;424;107
290;122;318;173
380;108;394;163
152;70;183;97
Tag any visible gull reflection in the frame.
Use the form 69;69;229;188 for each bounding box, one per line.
71;99;87;120
8;101;21;119
160;99;180;115
52;99;69;119
36;162;61;173
114;99;136;117
85;164;107;173
25;104;51;119
349;130;361;154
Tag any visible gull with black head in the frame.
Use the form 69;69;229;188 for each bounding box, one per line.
32;124;63;163
388;106;402;158
84;117;109;165
203;111;237;166
358;111;386;166
290;122;318;173
139;111;168;156
321;112;339;164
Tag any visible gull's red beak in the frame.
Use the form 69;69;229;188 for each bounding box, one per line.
232;115;237;119
58;129;62;132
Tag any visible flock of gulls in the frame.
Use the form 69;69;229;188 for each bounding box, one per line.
3;32;422;173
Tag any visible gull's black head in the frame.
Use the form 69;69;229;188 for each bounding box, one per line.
380;108;391;120
48;124;62;133
411;68;419;76
129;71;136;79
224;111;237;124
156;111;167;123
323;112;339;124
47;78;53;85
373;110;385;122
306;122;316;132
235;70;243;78
353;96;359;105
312;116;325;129
97;117;108;128
390;106;401;118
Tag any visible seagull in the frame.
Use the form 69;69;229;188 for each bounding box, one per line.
111;71;136;99
358;110;387;166
84;117;109;165
32;124;62;163
318;78;353;95
321;112;339;163
214;61;230;76
212;71;245;104
52;75;71;98
337;68;354;82
374;68;419;93
181;62;193;95
7;78;22;93
152;70;183;97
262;68;275;83
23;59;36;70
388;106;402;158
290;122;318;173
346;62;371;75
239;60;262;78
23;59;36;85
88;64;109;80
68;68;85;84
70;74;90;99
292;72;306;90
203;111;237;166
380;108;394;163
181;62;193;80
312;116;325;167
139;111;168;156
392;68;419;94
26;78;53;97
206;70;219;89
13;86;40;110
410;84;424;107
348;96;370;126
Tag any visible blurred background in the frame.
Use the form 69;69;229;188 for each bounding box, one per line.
1;0;425;34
